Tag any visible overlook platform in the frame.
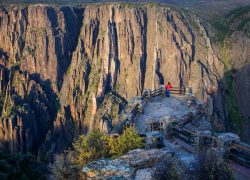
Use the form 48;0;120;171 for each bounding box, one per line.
132;94;250;179
85;86;250;179
134;95;198;134
116;86;250;178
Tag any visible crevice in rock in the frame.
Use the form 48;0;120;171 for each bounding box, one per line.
55;7;84;91
140;9;147;93
108;14;120;90
155;49;164;85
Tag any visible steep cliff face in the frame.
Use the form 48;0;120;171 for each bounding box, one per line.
0;66;59;153
211;6;250;142
0;5;83;154
221;32;250;139
0;5;83;91
0;4;225;156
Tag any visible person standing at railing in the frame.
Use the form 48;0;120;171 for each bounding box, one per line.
165;82;172;97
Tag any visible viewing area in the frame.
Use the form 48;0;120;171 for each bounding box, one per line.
116;85;250;174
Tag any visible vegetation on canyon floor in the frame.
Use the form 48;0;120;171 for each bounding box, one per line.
0;151;47;180
212;5;250;44
224;69;243;133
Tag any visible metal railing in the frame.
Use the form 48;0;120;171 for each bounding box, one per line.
117;86;250;169
229;142;250;167
130;103;142;120
172;126;197;145
171;125;250;168
151;87;164;97
141;90;151;104
171;87;186;95
117;86;190;133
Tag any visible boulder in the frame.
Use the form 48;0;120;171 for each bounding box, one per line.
82;149;170;179
120;149;169;168
135;168;154;180
82;159;132;179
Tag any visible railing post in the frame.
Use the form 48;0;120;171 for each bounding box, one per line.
143;89;151;96
142;89;151;102
186;87;193;96
160;84;165;96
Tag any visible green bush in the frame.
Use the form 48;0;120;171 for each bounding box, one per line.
108;127;144;157
52;153;81;180
153;157;180;180
193;152;234;180
71;130;109;167
70;127;144;167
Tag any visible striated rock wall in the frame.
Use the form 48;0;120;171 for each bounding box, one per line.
217;31;250;142
0;4;225;156
0;4;83;155
211;7;250;142
0;5;83;91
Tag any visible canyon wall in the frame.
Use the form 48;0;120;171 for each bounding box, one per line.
219;32;250;142
211;7;250;143
0;4;225;158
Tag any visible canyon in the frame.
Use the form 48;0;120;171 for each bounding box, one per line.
0;3;249;162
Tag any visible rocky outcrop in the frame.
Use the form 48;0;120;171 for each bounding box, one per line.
0;4;226;155
82;147;196;180
82;148;170;179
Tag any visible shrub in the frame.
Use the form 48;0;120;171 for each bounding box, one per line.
193;152;234;180
52;153;81;180
71;130;109;167
153;157;180;180
154;152;234;180
70;127;144;167
108;127;144;157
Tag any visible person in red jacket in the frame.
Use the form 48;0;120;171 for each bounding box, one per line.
165;82;172;97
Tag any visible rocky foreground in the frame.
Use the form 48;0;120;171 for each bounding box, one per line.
81;94;249;180
82;148;177;179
